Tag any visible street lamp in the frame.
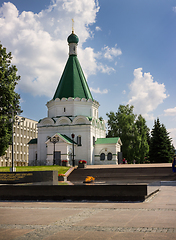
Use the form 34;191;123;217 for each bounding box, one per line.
0;104;24;172
10;110;25;172
71;133;75;167
50;136;59;165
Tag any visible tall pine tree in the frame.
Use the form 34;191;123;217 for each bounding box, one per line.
149;118;173;163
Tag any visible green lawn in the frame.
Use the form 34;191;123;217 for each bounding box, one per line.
0;165;70;175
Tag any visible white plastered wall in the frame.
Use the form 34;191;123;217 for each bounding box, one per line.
94;143;121;165
46;98;99;119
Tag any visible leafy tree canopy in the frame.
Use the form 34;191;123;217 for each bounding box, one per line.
0;43;21;156
106;104;149;163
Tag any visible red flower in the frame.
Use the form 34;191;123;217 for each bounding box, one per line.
62;160;68;163
79;160;87;164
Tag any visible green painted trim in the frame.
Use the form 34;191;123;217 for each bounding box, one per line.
51;118;56;123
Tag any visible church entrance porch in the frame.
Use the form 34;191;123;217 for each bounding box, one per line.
45;133;77;166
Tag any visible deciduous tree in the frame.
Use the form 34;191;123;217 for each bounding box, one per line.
106;105;149;163
0;43;21;156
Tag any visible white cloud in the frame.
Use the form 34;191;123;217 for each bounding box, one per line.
122;90;126;94
95;26;101;31
102;45;122;60
90;87;108;94
97;63;115;74
168;128;176;148
173;7;176;13
164;107;176;116
128;68;168;117
0;1;116;98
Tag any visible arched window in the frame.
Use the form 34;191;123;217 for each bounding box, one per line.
107;152;112;160
100;153;105;161
77;136;81;146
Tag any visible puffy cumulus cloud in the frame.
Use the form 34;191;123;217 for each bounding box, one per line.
102;45;122;60
95;26;101;31
90;87;108;94
78;47;97;77
164;107;176;116
0;1;114;98
97;63;115;74
128;68;168;118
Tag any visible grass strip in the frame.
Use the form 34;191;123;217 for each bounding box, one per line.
0;165;70;176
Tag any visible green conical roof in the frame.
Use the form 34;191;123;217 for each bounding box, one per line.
53;55;93;100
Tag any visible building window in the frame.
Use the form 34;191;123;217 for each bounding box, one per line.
100;153;105;161
93;136;95;146
77;136;81;146
107;152;112;160
64;107;66;112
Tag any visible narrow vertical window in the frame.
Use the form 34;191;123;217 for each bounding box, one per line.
93;136;95;146
107;152;112;160
100;153;105;161
64;107;66;112
77;136;81;146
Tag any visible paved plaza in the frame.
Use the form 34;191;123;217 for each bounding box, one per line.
0;184;176;240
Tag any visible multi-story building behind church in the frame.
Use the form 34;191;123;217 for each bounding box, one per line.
0;117;38;167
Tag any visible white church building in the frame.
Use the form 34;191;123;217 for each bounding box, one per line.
28;31;122;166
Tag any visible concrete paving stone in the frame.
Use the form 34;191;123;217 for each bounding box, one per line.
0;208;81;225
111;232;175;240
44;230;116;240
143;232;175;240
43;230;86;240
0;228;33;240
111;232;145;240
0;183;175;240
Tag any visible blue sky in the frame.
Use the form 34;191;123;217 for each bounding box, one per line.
0;0;176;147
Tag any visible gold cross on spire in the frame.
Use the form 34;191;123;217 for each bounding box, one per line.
72;19;74;33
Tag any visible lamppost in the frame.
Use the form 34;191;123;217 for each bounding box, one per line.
50;136;59;165
10;110;25;172
0;104;24;172
71;133;75;167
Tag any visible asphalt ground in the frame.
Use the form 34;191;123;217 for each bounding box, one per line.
0;184;176;240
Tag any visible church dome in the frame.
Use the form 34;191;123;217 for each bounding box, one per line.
67;33;79;44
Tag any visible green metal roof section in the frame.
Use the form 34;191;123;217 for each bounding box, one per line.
95;137;120;145
53;55;93;100
57;133;77;144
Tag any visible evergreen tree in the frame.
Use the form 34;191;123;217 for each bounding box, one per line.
149;118;174;163
0;43;21;156
106;105;149;163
